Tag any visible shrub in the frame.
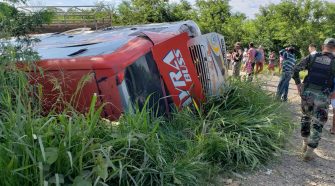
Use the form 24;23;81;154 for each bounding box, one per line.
168;80;293;171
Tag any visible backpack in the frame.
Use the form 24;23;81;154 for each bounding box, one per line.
255;50;262;62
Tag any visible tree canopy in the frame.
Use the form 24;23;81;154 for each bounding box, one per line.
0;1;53;39
249;0;335;56
1;0;334;56
110;0;334;55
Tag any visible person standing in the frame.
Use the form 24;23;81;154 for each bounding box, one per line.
268;51;276;75
331;92;335;135
246;42;257;81
278;54;284;73
255;46;265;74
226;52;232;70
308;43;318;55
292;38;335;161
276;47;297;102
242;48;248;71
308;44;335;135
232;42;243;77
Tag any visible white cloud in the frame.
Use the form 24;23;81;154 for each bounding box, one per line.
229;0;281;18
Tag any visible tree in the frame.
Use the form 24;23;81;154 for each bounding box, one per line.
115;1;137;25
248;0;335;56
222;12;247;48
131;0;170;23
0;2;53;39
114;0;192;25
194;0;230;34
167;0;194;21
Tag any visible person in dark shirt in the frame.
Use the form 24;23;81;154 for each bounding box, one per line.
276;47;296;102
292;38;335;161
232;42;243;77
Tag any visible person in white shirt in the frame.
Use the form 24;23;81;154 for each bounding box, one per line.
242;48;248;71
308;43;317;55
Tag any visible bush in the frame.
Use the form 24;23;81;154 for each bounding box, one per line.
198;80;293;170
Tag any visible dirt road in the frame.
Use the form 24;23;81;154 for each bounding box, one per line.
238;75;335;186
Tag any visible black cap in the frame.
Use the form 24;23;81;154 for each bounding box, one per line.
287;46;295;53
324;38;335;47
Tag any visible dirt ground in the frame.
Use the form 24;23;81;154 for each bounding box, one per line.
222;74;335;186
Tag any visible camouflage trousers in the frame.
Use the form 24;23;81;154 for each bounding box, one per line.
300;90;329;149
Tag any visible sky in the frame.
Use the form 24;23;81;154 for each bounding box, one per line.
23;0;329;19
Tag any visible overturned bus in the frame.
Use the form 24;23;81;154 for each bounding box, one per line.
30;21;228;120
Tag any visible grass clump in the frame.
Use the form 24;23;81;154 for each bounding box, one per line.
168;80;293;171
199;80;293;170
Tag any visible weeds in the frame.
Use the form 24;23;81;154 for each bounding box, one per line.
169;79;293;171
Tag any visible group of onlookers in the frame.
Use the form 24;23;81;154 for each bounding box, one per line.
227;39;335;162
227;42;269;80
227;43;317;80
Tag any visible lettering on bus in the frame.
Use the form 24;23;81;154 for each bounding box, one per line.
163;49;193;107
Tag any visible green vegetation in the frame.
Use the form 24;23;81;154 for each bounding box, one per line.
110;0;335;55
9;0;334;54
0;75;294;185
0;0;300;185
0;2;53;37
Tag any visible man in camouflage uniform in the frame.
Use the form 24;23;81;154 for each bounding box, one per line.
232;42;243;77
292;38;335;161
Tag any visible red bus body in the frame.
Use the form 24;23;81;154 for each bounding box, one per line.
30;21;228;120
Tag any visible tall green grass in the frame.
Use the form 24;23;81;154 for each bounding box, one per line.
0;59;293;185
0;94;209;185
168;79;293;171
198;80;292;170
